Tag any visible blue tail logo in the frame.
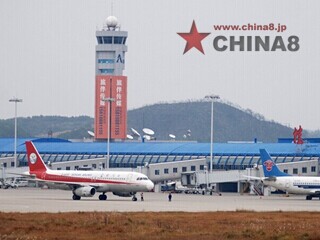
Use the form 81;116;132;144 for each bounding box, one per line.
264;160;274;172
260;149;290;177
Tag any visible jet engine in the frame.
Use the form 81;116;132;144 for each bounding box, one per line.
113;192;135;197
73;187;96;197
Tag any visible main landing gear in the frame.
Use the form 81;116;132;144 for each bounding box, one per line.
99;193;107;200
132;195;137;201
306;195;313;200
72;194;81;200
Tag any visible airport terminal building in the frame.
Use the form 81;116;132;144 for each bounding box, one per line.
1;137;320;192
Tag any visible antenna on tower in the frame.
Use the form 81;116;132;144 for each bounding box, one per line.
111;0;114;16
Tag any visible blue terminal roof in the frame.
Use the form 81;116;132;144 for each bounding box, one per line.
1;138;320;157
0;138;69;151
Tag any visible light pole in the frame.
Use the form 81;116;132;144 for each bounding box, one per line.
103;97;115;170
9;97;23;168
205;95;220;173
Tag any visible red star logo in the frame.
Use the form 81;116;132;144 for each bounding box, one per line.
177;20;210;54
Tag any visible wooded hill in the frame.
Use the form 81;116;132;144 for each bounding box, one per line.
1;101;305;143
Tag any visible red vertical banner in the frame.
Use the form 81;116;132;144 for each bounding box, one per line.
95;75;127;140
111;76;127;139
95;75;110;139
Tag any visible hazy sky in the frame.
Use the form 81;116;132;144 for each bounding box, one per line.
1;0;320;130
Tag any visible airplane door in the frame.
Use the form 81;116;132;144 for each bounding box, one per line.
41;172;46;180
91;175;96;183
285;181;290;189
127;174;133;182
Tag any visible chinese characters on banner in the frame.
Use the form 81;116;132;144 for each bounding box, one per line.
95;75;127;140
293;125;303;144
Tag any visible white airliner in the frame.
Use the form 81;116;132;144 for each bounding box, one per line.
258;149;320;200
25;141;154;201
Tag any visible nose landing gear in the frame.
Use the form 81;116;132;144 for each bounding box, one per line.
99;193;107;200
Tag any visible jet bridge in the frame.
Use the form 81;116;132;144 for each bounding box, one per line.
180;159;319;194
181;167;261;193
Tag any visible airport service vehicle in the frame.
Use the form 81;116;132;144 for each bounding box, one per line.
163;181;202;194
257;149;320;200
0;177;28;189
25;141;154;201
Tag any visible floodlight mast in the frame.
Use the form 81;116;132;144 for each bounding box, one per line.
205;95;220;173
103;97;115;170
9;97;23;168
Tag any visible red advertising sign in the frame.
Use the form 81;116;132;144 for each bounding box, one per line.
94;75;127;140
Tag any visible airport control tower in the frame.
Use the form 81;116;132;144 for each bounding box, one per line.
94;16;128;140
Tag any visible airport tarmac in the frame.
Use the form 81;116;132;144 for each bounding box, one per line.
0;188;320;213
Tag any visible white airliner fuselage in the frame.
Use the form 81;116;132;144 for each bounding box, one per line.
258;149;320;200
263;176;320;195
35;169;154;193
25;141;154;201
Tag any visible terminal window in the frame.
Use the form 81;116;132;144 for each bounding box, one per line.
191;166;196;171
173;167;178;173
100;69;114;74
155;170;160;175
293;168;298;174
103;37;112;44
97;37;103;44
302;167;307;174
283;169;288;174
200;165;204;170
311;166;316;172
98;59;114;64
182;167;187;172
114;37;123;44
164;168;169;174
